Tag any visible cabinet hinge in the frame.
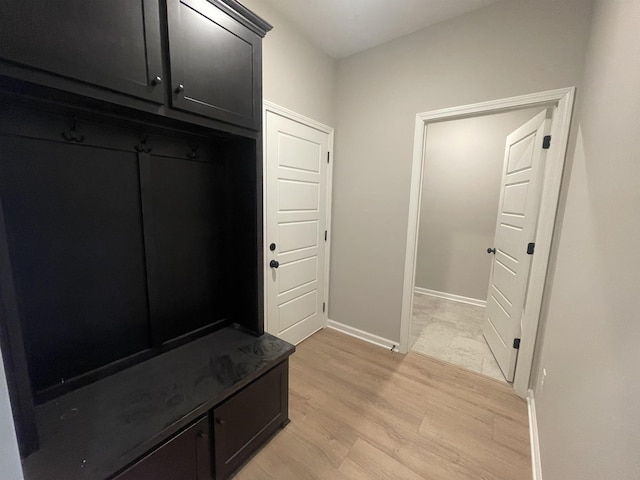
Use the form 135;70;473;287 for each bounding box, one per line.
327;152;330;164
323;302;326;313
542;135;551;149
513;338;521;349
325;230;327;241
527;242;535;255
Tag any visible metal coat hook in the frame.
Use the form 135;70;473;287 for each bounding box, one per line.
62;115;85;143
187;144;199;160
135;134;152;154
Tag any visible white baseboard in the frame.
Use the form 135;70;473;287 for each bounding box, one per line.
527;389;543;480
326;319;399;352
414;287;486;307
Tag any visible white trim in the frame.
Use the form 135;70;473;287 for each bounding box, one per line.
263;101;334;135
414;287;486;307
527;389;543;480
326;320;399;352
262;101;335;333
294;325;325;346
399;88;576;401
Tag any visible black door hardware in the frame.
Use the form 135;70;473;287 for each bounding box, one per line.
487;247;496;254
269;243;276;251
269;260;279;269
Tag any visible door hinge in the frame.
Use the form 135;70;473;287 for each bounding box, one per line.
527;242;535;255
324;230;327;241
513;338;521;349
323;302;326;313
542;135;551;149
327;152;330;164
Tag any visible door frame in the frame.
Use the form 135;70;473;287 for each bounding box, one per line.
398;87;575;397
262;101;335;338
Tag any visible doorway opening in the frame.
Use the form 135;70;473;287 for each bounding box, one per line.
410;107;547;383
400;88;575;397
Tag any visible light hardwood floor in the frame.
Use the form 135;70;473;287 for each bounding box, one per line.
235;328;531;480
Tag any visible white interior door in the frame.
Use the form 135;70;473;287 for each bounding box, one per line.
265;111;329;344
483;110;550;381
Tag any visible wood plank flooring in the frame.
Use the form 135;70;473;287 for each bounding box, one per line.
235;328;531;480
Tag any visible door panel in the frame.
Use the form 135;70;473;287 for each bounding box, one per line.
278;180;320;211
265;111;329;344
278;291;317;332
277;134;322;172
483;110;550;381
277;257;318;295
279;221;319;253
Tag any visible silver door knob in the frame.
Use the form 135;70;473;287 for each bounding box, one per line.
175;84;184;93
151;76;162;86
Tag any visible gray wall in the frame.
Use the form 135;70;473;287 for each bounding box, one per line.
415;108;543;301
239;0;336;126
0;345;24;479
330;0;593;341
531;1;640;478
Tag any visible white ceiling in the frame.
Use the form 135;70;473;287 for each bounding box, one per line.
263;0;504;59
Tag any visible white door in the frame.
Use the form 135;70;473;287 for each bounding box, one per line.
483;110;550;381
265;111;329;344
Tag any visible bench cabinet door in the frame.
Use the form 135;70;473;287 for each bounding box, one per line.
213;361;289;479
114;416;212;480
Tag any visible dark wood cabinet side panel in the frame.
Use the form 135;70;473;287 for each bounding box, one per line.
225;137;262;332
0;0;165;103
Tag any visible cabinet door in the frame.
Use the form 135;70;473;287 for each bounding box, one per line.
213;361;289;479
0;0;164;103
167;0;261;129
114;416;212;480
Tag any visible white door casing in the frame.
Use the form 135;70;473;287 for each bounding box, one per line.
483;111;550;382
264;107;332;345
400;88;575;398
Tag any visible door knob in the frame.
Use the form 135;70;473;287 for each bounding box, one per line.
151;76;162;86
269;243;276;251
270;260;279;269
487;247;496;254
174;84;184;93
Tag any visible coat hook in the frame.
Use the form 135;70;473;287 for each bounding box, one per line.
62;115;85;143
187;144;199;160
135;134;152;154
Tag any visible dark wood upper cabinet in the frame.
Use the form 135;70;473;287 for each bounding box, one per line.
167;0;262;129
0;0;165;104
